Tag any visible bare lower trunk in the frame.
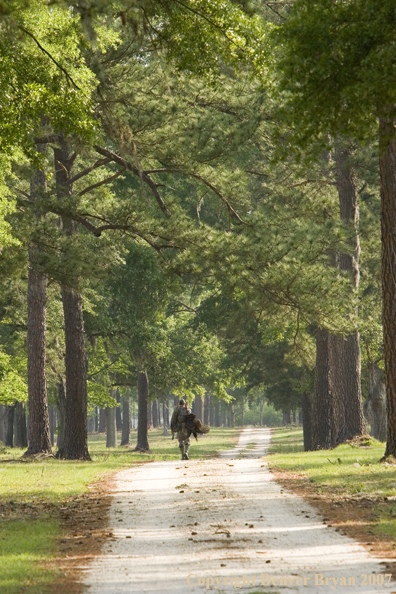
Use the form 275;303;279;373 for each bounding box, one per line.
116;390;122;431
365;363;387;442
380;112;396;458
330;141;365;442
121;394;131;445
195;394;203;420
147;395;153;430
230;403;235;428
313;328;333;449
135;371;150;451
49;406;56;446
301;392;314;451
55;139;90;461
162;400;168;435
152;400;158;428
106;398;117;448
5;405;15;447
14;402;28;448
213;400;219;427
259;399;265;426
0;405;5;442
203;395;210;425
56;380;66;452
60;285;90;460
26;258;52;455
99;408;106;432
282;410;291;425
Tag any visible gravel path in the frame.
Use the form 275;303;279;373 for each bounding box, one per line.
82;428;395;594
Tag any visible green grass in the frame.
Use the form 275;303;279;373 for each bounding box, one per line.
0;520;60;594
269;428;396;540
0;427;240;594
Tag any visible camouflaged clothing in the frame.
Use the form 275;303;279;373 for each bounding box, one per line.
171;405;191;448
171;405;188;433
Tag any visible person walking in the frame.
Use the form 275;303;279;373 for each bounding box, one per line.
171;399;191;460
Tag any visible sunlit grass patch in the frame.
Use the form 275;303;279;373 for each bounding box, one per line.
0;519;60;594
269;428;395;498
269;428;396;542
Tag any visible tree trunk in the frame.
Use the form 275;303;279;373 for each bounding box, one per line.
365;363;387;442
230;403;235;427
379;112;396;458
203;395;210;425
259;399;265;426
87;415;95;433
164;398;170;434
152;400;158;428
61;284;90;460
14;402;28;448
0;405;5;443
99;408;106;432
94;408;99;432
135;371;150;451
55;139;90;461
214;400;220;427
240;397;244;427
49;406;56;446
25;142;52;456
56;380;66;452
115;389;122;431
106;401;117;448
195;394;203;422
5;405;15;447
147;396;153;430
162;400;168;435
301;393;314;451
313;328;333;449
121;394;131;446
282;410;291;425
330;141;365;442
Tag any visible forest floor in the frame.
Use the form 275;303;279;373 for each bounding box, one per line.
77;428;396;594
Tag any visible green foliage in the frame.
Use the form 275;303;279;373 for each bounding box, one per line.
0;2;97;157
273;0;396;140
0;349;27;405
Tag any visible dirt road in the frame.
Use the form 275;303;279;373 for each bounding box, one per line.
83;428;395;593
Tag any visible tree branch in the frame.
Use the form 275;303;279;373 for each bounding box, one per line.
67;158;112;185
33;134;62;145
94;145;170;215
143;168;245;223
19;26;81;90
79;167;126;196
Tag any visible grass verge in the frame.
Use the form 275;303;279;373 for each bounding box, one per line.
0;427;239;594
268;427;396;563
